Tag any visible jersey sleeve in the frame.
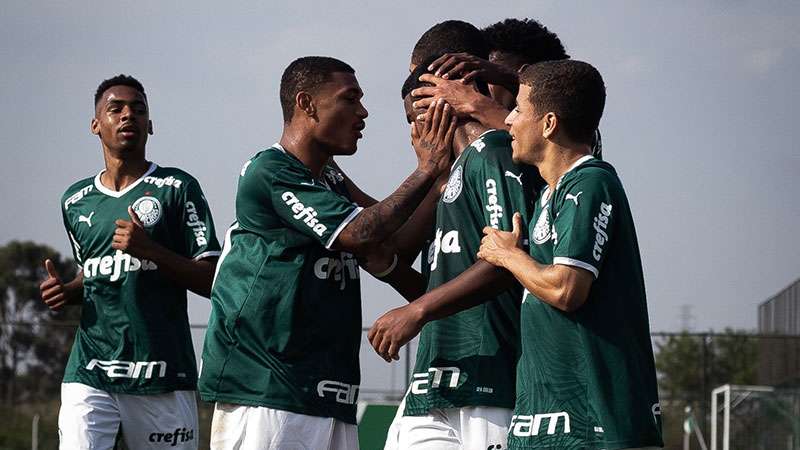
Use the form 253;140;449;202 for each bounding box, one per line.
270;165;363;249
551;171;618;278
467;143;533;235
180;179;222;260
60;204;83;267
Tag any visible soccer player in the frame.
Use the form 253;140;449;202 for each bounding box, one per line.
39;75;221;449
198;56;454;450
477;60;662;449
376;60;537;450
413;18;602;160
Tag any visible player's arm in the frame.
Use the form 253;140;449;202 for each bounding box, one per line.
369;147;530;361
113;207;218;298
369;259;515;361
427;52;519;92
481;171;618;311
358;245;427;301
411;74;510;131
477;213;593;312
331;156;445;264
333;100;456;254
114;179;221;298
40;260;84;310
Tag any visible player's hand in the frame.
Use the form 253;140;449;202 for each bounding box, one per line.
368;303;426;362
427;52;518;88
413;98;457;176
478;212;525;268
40;259;68;311
411;74;487;120
112;207;156;259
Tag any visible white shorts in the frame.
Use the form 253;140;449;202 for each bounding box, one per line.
58;382;198;450
210;402;359;450
384;395;511;450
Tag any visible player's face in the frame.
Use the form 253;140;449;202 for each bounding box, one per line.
505;84;541;164
312;72;368;155
91;85;152;154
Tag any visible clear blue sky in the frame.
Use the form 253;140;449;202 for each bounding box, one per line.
2;0;799;337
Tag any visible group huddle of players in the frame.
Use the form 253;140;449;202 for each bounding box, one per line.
39;17;664;450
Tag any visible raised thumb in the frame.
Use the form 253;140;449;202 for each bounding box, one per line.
45;259;58;278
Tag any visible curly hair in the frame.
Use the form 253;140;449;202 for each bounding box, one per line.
411;20;490;66
483;18;568;67
94;75;146;107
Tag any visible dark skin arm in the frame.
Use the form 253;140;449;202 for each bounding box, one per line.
333;100;456;254
359;246;428;302
40;259;84;311
387;171;446;264
412;74;510;131
113;207;218;298
368;258;516;362
427;52;519;92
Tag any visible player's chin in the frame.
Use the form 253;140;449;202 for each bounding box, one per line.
336;137;360;155
510;141;521;163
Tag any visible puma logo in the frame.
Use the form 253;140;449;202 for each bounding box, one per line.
78;212;95;227
566;192;583;206
504;171;523;185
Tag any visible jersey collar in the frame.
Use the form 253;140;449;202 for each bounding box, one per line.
555;154;594;190
94;162;158;198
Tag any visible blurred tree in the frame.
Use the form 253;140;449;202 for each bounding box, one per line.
0;240;80;405
654;329;759;449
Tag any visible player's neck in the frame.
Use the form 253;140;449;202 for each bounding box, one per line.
453;121;487;158
279;127;329;178
100;148;150;192
540;144;591;190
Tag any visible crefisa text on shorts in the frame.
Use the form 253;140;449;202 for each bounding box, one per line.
148;427;194;446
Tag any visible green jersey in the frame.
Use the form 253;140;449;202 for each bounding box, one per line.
404;130;535;415
199;144;364;424
509;156;662;449
60;163;221;394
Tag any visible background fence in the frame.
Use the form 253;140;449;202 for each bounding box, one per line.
1;321;799;449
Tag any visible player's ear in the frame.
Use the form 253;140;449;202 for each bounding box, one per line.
296;92;316;119
542;112;557;139
90;117;100;136
148;120;154;135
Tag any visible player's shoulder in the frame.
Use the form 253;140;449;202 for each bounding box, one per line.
62;175;95;199
561;157;624;196
60;174;97;210
466;129;514;165
569;158;620;184
245;145;304;179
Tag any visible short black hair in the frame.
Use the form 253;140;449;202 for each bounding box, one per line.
279;56;355;122
401;56;438;99
94;75;146;107
411;20;490;66
520;60;605;145
483;18;568;67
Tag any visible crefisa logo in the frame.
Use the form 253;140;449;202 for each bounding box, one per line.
149;428;194;446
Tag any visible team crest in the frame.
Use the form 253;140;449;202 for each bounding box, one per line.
532;206;551;244
132;196;162;227
442;165;463;203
